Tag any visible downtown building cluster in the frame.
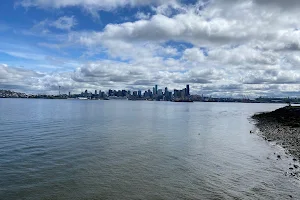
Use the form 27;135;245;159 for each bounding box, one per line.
74;85;191;101
1;89;298;104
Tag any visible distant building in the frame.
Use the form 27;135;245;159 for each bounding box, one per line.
186;85;190;96
148;89;152;98
165;87;168;96
108;89;113;96
157;89;163;96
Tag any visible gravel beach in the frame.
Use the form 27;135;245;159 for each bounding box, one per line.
252;106;300;160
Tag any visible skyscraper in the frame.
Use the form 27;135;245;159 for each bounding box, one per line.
157;89;163;96
186;85;190;96
155;85;158;95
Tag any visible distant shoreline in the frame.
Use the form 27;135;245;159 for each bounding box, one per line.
0;97;297;104
252;106;300;160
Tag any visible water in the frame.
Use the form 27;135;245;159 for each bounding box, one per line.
0;99;299;199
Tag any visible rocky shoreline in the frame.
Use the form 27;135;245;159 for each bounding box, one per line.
252;106;300;160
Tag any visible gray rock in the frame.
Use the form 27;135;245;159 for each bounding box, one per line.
294;165;299;169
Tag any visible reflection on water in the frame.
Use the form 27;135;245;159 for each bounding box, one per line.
0;99;299;199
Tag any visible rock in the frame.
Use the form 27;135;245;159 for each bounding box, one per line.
294;165;299;169
277;155;281;159
293;158;297;161
289;167;294;170
289;195;293;198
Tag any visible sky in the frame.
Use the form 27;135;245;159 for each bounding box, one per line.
1;0;300;97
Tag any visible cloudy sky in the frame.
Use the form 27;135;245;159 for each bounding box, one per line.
1;0;300;97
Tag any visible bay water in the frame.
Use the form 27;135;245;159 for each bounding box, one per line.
0;99;299;199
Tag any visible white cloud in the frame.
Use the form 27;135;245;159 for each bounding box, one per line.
32;16;77;33
17;0;177;10
135;12;151;20
183;48;205;63
51;16;77;31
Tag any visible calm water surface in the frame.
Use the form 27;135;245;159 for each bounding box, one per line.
0;99;299;199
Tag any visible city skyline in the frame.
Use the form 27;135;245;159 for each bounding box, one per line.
1;1;300;98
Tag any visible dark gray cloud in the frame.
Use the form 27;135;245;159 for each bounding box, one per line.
132;79;156;86
174;78;212;84
243;70;300;84
253;0;300;9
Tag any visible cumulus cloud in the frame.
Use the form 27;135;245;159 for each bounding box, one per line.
183;48;205;63
73;13;248;47
242;70;300;85
5;0;300;97
0;64;45;91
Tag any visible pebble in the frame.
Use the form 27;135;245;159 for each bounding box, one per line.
294;165;299;169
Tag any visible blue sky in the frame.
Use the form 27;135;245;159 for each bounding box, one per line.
1;0;300;97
